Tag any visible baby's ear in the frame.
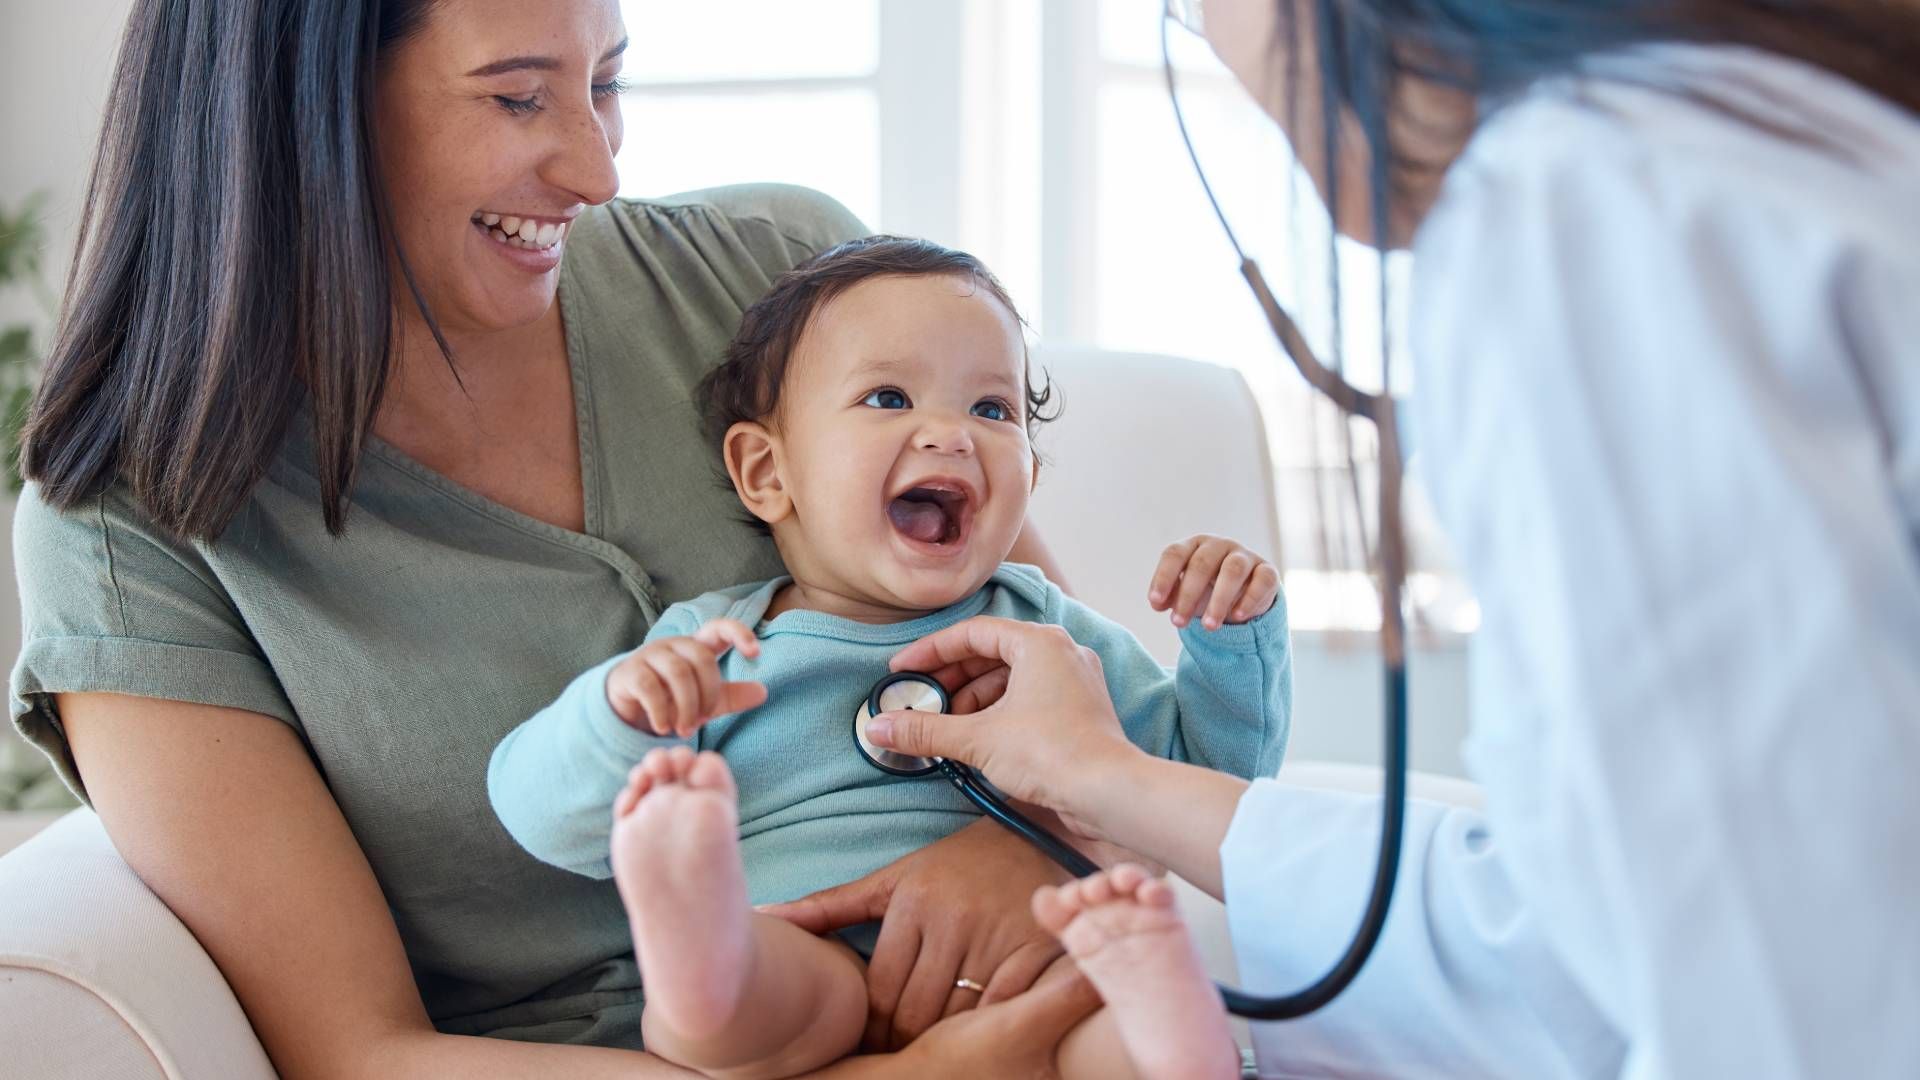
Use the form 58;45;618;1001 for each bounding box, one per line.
723;421;792;526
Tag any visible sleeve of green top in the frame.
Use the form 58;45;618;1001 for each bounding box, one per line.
487;602;703;879
8;485;298;804
1052;588;1291;781
654;182;870;266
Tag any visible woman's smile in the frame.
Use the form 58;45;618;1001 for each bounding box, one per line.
469;211;573;273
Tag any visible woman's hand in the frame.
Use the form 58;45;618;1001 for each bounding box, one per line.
759;817;1075;1051
862;617;1143;825
888;968;1102;1078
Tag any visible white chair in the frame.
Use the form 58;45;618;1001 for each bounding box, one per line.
1025;345;1284;665
0;346;1480;1076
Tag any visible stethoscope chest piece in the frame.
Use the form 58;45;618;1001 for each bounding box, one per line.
853;672;948;777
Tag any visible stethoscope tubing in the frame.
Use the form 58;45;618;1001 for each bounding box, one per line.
861;666;1410;1020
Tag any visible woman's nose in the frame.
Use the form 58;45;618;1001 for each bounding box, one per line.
544;100;621;207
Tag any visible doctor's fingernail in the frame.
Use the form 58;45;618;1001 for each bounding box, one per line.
866;718;893;744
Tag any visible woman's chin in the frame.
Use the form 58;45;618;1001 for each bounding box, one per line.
447;278;559;335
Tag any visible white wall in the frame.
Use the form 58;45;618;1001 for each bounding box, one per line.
0;0;136;684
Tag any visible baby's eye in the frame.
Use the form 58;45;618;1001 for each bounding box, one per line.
971;399;1013;422
862;388;910;410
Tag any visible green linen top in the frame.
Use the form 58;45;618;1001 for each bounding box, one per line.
8;184;866;1049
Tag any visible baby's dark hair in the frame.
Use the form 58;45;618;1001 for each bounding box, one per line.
697;235;1057;456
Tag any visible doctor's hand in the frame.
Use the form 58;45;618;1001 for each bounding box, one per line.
1149;533;1280;630
603;619;767;737
864;616;1144;831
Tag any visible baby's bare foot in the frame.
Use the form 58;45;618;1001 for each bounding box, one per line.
1034;865;1239;1080
611;746;751;1041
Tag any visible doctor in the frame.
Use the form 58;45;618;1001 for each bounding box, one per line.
852;0;1920;1076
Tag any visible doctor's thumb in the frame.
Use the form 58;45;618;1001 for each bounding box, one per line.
866;710;970;763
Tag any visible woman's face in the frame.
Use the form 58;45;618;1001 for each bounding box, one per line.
373;0;627;337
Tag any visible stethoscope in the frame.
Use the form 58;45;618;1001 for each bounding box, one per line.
849;3;1413;1023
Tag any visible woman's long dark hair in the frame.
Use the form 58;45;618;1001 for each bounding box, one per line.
21;0;443;541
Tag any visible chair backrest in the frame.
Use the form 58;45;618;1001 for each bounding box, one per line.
1025;346;1282;664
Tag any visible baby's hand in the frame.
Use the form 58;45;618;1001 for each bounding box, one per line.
1148;534;1280;631
605;618;769;737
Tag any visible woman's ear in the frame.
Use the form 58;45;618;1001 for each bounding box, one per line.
723;421;792;526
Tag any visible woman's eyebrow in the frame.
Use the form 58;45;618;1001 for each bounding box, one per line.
466;37;630;78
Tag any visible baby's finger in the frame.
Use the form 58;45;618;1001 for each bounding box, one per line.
1202;549;1258;630
1172;539;1232;624
662;637;727;720
649;653;704;737
1147;538;1198;611
608;661;664;732
693;618;761;660
715;680;769;716
630;665;676;736
1233;564;1282;622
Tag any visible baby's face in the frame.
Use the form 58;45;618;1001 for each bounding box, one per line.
764;273;1035;614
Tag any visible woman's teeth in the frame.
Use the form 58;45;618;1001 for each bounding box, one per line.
472;212;568;250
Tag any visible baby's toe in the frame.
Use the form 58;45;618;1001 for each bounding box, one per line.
1107;863;1150;895
686;751;737;799
1136;877;1178;909
1031;883;1080;935
1077;872;1118;908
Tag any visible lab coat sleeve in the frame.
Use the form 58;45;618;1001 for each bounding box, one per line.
486;607;696;879
1052;588;1290;779
1402;101;1920;1078
1222;781;1625;1078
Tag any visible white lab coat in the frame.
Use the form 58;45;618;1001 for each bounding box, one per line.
1221;45;1920;1079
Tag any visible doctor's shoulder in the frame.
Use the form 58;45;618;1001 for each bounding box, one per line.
1449;45;1914;245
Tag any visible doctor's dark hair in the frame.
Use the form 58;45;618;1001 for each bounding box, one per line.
21;0;448;541
697;235;1057;456
1288;0;1920;248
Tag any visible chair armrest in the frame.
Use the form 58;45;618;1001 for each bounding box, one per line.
0;810;276;1079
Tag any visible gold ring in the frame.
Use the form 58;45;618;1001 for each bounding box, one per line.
954;978;986;994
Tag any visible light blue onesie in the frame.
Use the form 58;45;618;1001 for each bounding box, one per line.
488;563;1290;949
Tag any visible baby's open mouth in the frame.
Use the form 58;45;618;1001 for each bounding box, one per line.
887;482;973;546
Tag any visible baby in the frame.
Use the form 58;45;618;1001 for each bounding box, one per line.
489;236;1286;1080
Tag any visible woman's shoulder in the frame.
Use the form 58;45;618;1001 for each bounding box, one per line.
13;481;232;636
567;184;869;287
643;183;869;253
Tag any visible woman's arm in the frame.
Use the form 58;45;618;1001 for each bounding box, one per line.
68;692;1085;1076
59;692;691;1080
1007;519;1072;595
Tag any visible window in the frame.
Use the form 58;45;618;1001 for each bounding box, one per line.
615;0;1474;635
616;0;883;224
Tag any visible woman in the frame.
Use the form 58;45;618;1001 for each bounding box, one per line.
855;0;1920;1076
9;0;1092;1075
